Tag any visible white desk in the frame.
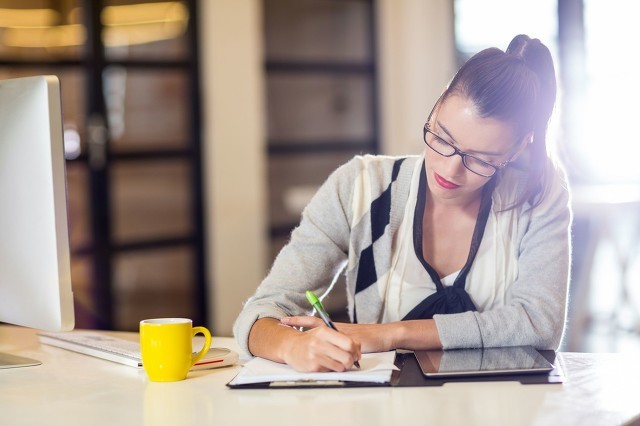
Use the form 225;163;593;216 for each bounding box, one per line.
1;325;639;426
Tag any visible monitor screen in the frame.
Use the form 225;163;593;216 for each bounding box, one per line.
0;75;75;368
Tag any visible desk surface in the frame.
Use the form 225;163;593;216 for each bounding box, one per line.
1;326;639;426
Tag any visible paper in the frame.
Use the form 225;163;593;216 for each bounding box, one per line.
229;351;398;385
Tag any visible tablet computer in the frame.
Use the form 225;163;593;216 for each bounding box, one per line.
414;346;554;378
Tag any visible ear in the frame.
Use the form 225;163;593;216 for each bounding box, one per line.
509;132;534;161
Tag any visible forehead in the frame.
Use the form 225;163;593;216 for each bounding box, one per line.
436;95;518;153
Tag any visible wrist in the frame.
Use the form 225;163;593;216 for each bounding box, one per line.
275;324;304;364
389;319;442;351
277;329;294;363
249;317;300;364
388;321;407;350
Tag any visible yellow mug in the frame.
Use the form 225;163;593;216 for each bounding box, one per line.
140;318;212;382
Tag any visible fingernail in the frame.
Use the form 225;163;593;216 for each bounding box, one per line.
280;317;291;324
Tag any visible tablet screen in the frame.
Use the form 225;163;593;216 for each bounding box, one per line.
414;346;553;378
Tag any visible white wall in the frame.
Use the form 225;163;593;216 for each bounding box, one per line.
199;0;268;336
198;0;455;336
376;0;456;156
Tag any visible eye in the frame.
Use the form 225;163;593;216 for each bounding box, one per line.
433;135;450;147
465;156;496;174
434;127;455;146
469;152;496;165
476;155;496;165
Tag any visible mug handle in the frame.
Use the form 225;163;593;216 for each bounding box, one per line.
191;326;212;366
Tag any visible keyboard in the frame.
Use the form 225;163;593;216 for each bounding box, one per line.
38;330;238;369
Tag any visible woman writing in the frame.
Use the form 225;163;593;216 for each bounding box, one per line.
234;35;572;372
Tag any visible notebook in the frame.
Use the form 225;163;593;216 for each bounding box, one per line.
228;351;398;388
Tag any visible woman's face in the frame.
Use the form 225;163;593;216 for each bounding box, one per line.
424;94;524;206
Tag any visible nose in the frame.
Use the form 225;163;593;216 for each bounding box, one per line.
442;152;466;177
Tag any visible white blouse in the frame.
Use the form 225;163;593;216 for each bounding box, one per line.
381;155;521;323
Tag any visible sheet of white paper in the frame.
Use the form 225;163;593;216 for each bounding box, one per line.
229;351;398;385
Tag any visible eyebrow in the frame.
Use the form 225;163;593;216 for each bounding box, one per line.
436;120;507;157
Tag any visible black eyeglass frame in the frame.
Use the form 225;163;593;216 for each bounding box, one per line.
422;101;514;178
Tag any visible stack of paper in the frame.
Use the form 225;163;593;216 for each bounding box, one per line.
229;351;398;386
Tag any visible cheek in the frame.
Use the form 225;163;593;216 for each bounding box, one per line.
465;174;489;190
425;148;490;188
424;148;462;177
423;148;443;169
423;148;490;187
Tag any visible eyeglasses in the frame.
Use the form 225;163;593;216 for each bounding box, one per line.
422;94;517;178
422;124;509;178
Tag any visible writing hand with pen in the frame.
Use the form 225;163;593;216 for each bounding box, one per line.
304;291;360;368
250;288;443;372
250;291;418;373
275;291;359;372
280;318;395;366
279;290;401;372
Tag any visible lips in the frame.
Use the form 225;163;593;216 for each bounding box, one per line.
434;173;460;190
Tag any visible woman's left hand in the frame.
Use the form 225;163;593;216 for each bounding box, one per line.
280;316;397;353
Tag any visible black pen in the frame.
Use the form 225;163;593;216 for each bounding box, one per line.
305;290;361;368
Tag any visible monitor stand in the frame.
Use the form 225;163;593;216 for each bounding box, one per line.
0;352;41;369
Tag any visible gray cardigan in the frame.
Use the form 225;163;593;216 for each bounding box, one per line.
233;155;572;356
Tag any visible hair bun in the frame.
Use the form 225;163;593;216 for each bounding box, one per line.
506;34;534;57
506;34;556;123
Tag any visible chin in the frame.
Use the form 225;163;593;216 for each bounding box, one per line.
427;175;483;204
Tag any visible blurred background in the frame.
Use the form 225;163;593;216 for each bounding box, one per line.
1;0;639;353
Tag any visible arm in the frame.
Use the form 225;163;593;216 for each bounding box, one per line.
281;317;442;352
248;318;360;372
233;158;362;368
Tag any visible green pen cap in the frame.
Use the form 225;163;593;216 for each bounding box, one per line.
305;290;320;307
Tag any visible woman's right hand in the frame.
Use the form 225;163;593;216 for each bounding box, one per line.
248;317;361;372
279;317;361;372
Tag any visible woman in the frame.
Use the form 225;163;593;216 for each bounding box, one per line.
234;35;572;372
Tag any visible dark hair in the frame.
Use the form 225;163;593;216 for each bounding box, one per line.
442;34;557;209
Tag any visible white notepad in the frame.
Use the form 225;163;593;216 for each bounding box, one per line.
228;351;398;386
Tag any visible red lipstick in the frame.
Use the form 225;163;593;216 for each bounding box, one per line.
434;173;460;190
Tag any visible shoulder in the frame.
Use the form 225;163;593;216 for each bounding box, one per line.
335;154;420;188
307;154;419;212
337;154;418;175
322;154;420;228
531;160;571;217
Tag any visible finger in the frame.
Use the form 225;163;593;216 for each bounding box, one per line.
320;343;360;371
282;319;361;369
330;324;362;360
317;354;351;372
309;328;360;369
281;316;324;329
286;327;361;372
304;342;355;372
320;327;361;360
303;357;345;373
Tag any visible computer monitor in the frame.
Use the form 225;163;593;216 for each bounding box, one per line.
0;75;75;368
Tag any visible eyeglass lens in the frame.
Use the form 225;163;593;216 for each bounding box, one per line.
425;130;496;177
